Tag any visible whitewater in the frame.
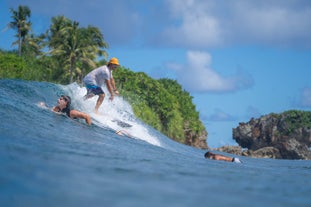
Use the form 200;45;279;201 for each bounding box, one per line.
0;79;310;207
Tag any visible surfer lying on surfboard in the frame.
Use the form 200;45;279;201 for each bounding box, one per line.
204;151;242;163
39;95;92;125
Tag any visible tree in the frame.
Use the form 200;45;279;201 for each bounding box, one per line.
47;16;108;83
8;5;31;56
18;32;45;58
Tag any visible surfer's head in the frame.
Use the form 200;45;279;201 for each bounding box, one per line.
204;151;213;159
59;95;71;108
108;57;119;66
107;57;120;70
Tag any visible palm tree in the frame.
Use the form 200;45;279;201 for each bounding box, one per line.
47;16;109;83
21;32;46;57
8;5;31;56
47;16;71;49
78;25;109;81
83;25;108;58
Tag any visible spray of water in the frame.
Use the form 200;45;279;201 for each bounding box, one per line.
64;83;162;147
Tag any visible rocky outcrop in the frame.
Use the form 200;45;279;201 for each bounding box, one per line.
185;126;208;149
217;110;311;160
184;121;208;149
214;145;283;159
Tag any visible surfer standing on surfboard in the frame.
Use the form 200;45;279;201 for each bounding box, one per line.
83;57;120;114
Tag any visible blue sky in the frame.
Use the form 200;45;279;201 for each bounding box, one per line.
1;0;311;148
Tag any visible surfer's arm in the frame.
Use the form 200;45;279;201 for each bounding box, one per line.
111;77;119;95
69;110;92;125
52;106;62;114
105;79;114;100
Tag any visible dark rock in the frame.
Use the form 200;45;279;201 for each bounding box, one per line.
247;147;282;159
231;110;311;160
214;145;244;156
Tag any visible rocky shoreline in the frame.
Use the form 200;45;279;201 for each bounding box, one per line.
212;110;311;160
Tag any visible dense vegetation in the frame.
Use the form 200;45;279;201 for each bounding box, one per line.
267;110;311;136
114;68;206;143
280;110;311;135
0;5;207;147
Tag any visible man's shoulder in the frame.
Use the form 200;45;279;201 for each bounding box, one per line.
97;65;109;72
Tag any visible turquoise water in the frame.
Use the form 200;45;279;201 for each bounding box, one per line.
0;79;310;207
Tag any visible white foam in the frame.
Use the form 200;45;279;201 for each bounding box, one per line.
36;101;49;109
64;83;162;147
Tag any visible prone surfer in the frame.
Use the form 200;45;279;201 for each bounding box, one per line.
204;151;241;163
40;95;91;125
52;95;91;125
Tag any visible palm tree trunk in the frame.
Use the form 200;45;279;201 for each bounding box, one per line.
70;63;73;83
18;27;22;56
70;57;75;83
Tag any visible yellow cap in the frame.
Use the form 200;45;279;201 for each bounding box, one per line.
108;57;119;65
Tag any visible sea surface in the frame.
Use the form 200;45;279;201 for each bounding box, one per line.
1;79;311;207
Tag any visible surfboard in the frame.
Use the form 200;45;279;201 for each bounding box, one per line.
111;119;132;128
91;113;132;129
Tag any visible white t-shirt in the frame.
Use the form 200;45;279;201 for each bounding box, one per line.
83;65;112;86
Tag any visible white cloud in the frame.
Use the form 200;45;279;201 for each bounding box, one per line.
161;0;222;47
161;0;223;48
6;0;311;48
159;0;311;48
168;50;253;93
228;1;311;46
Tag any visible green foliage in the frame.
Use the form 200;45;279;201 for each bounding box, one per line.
282;110;311;134
0;51;26;79
0;50;55;82
114;67;207;144
125;92;163;131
